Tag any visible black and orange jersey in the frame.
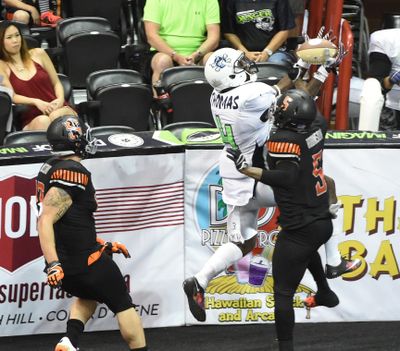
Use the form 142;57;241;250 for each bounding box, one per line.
36;157;98;274
265;125;330;230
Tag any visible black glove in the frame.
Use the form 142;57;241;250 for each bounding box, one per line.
226;148;248;171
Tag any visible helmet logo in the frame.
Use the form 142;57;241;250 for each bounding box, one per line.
63;118;82;141
281;96;293;111
211;53;231;72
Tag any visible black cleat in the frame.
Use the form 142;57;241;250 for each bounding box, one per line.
326;257;362;279
183;277;206;322
304;289;339;308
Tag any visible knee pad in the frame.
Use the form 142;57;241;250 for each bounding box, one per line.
358;78;384;131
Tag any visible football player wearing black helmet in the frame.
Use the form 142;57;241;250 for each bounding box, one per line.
274;89;317;131
46;115;97;157
226;90;355;351
36;116;147;351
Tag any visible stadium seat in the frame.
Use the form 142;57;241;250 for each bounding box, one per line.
56;17;121;88
3;130;48;146
255;62;290;85
80;69;153;131
64;0;127;44
0;92;12;145
159;66;215;127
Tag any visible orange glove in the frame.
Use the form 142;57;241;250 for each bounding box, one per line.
47;261;64;288
105;241;131;258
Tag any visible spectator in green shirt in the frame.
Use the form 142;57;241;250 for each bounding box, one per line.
143;0;220;90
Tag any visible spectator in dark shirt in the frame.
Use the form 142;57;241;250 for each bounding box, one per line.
220;0;296;66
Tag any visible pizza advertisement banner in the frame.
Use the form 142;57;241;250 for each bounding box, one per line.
0;153;185;336
184;148;400;325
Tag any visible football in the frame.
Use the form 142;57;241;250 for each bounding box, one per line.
296;38;338;65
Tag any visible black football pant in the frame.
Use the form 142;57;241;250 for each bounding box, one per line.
272;218;333;348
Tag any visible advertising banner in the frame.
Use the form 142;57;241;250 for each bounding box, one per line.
0;153;185;336
184;148;400;325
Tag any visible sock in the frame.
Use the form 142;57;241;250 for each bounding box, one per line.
308;252;330;292
130;347;147;351
66;319;84;348
38;0;50;14
325;220;342;267
195;242;243;288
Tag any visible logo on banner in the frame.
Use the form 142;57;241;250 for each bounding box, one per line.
0;176;42;272
194;166;315;322
108;134;144;147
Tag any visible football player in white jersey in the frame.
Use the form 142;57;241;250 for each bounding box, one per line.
359;28;400;131
183;47;360;322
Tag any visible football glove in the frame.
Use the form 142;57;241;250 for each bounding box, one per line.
47;261;64;288
226;148;248;171
389;70;400;85
323;41;347;74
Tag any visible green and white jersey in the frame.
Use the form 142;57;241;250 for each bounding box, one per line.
210;81;277;205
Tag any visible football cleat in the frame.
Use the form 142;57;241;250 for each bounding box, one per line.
54;337;78;351
326;257;361;279
183;277;206;322
304;289;339;308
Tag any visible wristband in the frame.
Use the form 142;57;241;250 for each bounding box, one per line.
263;48;273;56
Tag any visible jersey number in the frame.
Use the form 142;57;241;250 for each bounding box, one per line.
214;115;238;149
312;150;327;196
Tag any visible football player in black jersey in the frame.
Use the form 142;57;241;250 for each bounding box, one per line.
227;90;340;351
36;116;147;351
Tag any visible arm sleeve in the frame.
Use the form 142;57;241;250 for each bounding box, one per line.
221;0;235;34
260;160;299;187
276;0;296;31
206;0;220;24
143;0;161;23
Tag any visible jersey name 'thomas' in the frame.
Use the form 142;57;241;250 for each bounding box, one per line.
36;157;98;274
267;127;330;230
210;92;239;110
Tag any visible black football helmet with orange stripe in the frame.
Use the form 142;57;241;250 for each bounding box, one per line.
47;115;97;158
274;89;317;131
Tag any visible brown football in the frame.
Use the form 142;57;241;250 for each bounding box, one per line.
296;38;338;64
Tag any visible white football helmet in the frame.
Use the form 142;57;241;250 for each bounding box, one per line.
204;48;258;92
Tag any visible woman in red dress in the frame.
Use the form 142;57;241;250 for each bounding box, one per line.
0;21;77;131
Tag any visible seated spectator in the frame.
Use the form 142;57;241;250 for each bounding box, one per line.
220;0;296;66
0;21;76;131
143;0;220;90
4;0;62;27
358;28;400;131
